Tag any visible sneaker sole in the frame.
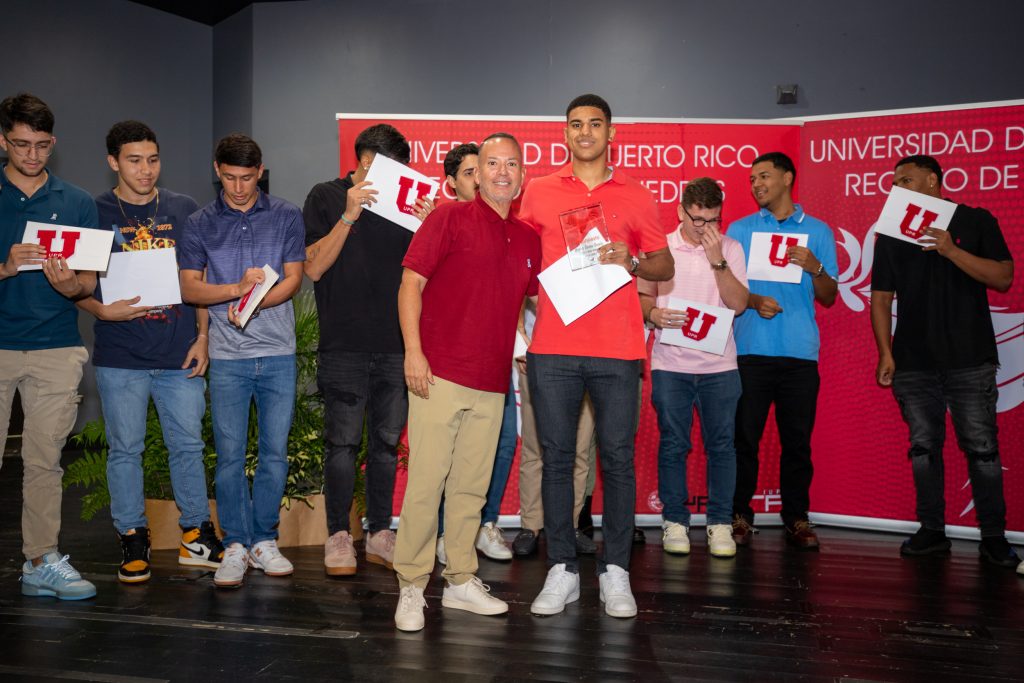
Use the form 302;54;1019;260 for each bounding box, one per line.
250;566;294;577
979;549;1021;569
21;585;97;600
395;617;425;632
366;553;393;570
663;544;690;555
709;547;737;558
477;547;513;561
441;596;509;615
326;564;357;576
118;571;152;583
214;577;245;588
530;586;580;615
179;556;221;569
900;541;952;557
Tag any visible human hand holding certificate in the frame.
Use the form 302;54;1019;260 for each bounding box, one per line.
234;264;279;329
18;222;114;272
99;248;182;308
363;154;440;233
537;252;631;325
747;231;809;283
658;297;734;355
875;185;956;246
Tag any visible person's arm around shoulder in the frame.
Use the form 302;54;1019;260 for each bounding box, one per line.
399;268;433;399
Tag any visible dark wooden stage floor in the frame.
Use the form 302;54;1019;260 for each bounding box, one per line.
1;451;1022;682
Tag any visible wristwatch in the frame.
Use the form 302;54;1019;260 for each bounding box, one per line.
712;259;728;271
813;263;825;278
629;255;640;274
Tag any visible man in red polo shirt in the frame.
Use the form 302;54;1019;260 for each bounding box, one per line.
520;94;673;619
392;133;540;632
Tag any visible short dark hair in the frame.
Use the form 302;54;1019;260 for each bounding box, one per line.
682;177;723;210
566;94;612;122
106;120;159;157
215;133;262;168
443;142;479;179
354;124;410;165
0;93;54;135
752;151;796;181
895;154;943;185
480;132;521;157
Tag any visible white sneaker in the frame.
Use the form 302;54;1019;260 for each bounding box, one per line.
436;536;447;566
1017;559;1024;576
530;563;580;615
248;540;294;576
395;585;427;631
707;524;737;558
475;522;513;561
442;576;509;615
214;543;248;588
662;521;690;555
599;564;637;618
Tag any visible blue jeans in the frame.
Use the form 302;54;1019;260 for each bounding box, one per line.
439;372;517;533
528;353;641;574
652;369;741;526
96;366;210;534
892;363;1006;537
209;355;296;547
318;351;406;534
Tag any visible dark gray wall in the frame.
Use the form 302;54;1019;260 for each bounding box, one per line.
249;0;1024;207
213;5;255;141
1;0;213;203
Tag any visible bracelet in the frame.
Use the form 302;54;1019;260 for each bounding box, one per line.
339;214;355;226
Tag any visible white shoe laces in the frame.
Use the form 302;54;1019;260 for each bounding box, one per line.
372;530;396;552
542;565;576;593
603;568;631;596
327;532;352;553
399;586;426;611
483;525;503;545
223;545;248;569
44;555;80;580
256;540;284;561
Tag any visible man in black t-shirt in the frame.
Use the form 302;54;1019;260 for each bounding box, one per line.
304;124;428;576
871;154;1018;569
79;121;223;584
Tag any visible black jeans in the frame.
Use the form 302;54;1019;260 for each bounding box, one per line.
892;363;1006;537
528;352;641;574
733;355;820;527
318;351;407;534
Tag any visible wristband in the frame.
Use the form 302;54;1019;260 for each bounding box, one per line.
339;214;355;226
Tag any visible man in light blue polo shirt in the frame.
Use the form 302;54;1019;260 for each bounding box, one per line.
727;152;838;551
178;134;305;588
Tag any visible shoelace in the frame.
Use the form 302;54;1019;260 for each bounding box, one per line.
467;577;493;594
374;532;396;552
734;518;756;533
46;555;80;580
327;533;350;553
485;526;503;544
399;587;426;610
604;570;630;595
223;546;248;568
543;567;576;592
258;542;284;561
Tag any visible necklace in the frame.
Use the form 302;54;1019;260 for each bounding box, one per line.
114;186;160;230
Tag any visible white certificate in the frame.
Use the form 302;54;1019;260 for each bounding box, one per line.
236;264;279;329
875;185;956;246
513;329;529;360
18;222;114;272
537;252;631;325
99;248;182;307
658;297;735;356
746;231;808;283
363;154;440;233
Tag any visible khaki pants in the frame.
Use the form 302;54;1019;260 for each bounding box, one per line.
0;347;88;560
517;367;595;532
394;377;504;589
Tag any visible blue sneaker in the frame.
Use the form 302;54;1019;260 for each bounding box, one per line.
21;553;97;600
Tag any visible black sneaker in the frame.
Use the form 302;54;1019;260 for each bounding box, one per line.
512;529;539;556
900;527;951;556
118;527;151;584
979;536;1021;569
574;529;597;555
179;521;225;569
632;526;647;545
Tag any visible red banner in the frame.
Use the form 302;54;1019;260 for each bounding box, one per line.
337;104;1023;533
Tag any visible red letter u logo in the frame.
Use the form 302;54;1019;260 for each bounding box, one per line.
682;307;717;341
768;234;798;267
899;203;939;239
397;176;431;215
37;229;81;259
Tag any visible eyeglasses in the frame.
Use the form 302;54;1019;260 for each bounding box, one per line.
3;135;55;158
682;206;722;228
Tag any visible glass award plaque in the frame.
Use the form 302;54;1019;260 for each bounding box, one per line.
559;203;610;271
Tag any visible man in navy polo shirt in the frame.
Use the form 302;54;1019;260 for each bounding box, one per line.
728;151;838;550
392;133;540;632
0;92;98;600
178;134;305;589
78;121;223;584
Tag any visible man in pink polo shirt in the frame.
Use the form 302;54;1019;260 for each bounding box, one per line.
638;177;749;559
520;94;673;619
392;133;540;632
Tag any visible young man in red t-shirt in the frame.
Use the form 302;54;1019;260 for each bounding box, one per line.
519;94;674;619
